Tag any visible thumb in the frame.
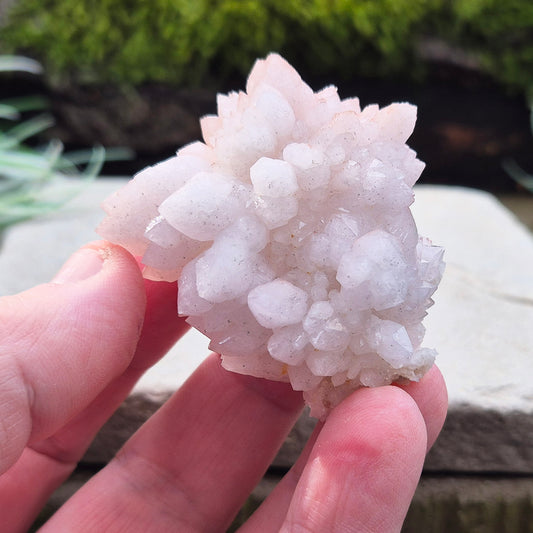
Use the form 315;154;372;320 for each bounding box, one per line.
0;241;146;474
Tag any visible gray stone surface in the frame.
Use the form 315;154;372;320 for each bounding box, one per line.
35;467;533;533
499;194;533;233
402;475;533;533
412;187;533;473
230;473;533;533
414;187;533;413
0;178;131;295
1;181;533;474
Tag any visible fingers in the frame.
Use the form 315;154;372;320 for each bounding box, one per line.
28;275;189;466
41;353;304;533
238;422;322;532
41;362;445;533
0;243;190;532
0;241;147;475
244;365;448;532
129;276;190;371
397;364;448;451
278;386;428;533
0;245;446;533
0;277;187;533
0;448;72;533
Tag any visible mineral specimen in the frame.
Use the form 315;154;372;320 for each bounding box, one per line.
97;53;444;419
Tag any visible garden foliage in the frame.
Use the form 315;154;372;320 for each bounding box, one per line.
1;0;532;96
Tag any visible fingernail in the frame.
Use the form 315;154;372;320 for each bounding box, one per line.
53;246;106;284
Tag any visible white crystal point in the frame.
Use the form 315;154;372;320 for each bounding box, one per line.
250;157;298;197
248;279;308;329
159;171;247;241
303;301;350;352
97;52;445;420
336;230;411;310
267;324;308;365
367;315;414;368
283;143;330;190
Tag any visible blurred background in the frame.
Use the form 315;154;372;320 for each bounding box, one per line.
1;0;533;195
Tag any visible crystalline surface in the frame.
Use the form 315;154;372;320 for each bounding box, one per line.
97;53;445;419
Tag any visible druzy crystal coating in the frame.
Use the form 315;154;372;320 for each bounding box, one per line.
98;54;444;419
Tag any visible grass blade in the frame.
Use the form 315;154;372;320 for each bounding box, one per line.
0;104;20;120
0;56;43;74
503;157;533;192
1;114;55;148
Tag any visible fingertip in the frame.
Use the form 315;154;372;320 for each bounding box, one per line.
0;241;148;449
282;386;428;532
51;240;148;358
53;240;143;286
323;386;428;465
131;276;190;371
396;365;448;452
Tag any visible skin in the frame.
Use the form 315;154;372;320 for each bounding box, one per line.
0;241;447;533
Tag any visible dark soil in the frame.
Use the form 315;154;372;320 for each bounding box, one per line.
3;62;533;193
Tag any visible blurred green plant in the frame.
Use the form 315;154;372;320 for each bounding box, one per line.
436;0;533;98
0;54;44;120
1;0;532;95
0;0;440;87
503;105;533;193
0;55;131;232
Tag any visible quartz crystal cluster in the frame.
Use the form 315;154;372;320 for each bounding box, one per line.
98;53;444;419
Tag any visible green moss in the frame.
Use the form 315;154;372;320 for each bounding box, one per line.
439;0;533;97
1;0;532;96
0;0;437;87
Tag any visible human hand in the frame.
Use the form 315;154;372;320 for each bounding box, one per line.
0;241;447;533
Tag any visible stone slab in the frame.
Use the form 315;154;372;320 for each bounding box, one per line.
2;181;533;473
412;187;533;412
402;475;533;533
0;178;131;296
34;467;533;533
499;195;533;233
412;188;533;473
